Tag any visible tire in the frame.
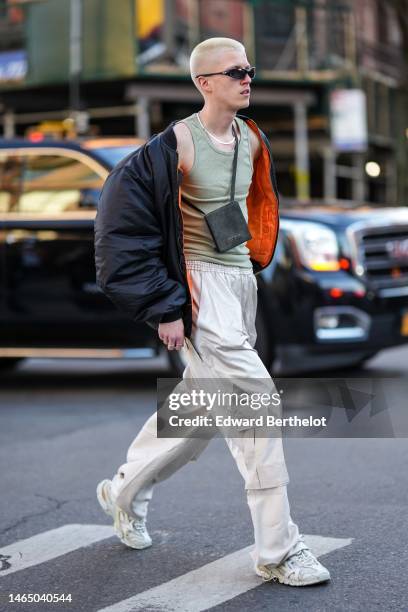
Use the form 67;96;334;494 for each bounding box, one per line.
339;351;379;371
168;309;273;376
0;358;24;373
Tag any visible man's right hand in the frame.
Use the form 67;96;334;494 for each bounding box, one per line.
158;319;185;351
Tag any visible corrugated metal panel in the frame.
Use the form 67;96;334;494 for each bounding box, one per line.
26;0;135;86
26;0;70;85
82;0;135;80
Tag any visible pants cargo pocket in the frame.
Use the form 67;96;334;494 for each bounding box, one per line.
225;430;290;490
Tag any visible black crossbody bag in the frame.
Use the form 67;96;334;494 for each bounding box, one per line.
182;124;252;253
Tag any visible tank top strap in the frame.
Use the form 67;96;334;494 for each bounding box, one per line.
177;114;203;150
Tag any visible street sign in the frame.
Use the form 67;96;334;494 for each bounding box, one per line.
330;89;368;152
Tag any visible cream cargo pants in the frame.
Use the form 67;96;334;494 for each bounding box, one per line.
110;260;307;569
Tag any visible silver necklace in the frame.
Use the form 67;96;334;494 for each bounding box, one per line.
196;112;236;145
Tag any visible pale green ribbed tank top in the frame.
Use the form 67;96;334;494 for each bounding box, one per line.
179;113;253;268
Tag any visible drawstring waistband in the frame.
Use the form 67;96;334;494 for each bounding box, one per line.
185;259;254;275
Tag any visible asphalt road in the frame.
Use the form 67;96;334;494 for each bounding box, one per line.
0;346;407;612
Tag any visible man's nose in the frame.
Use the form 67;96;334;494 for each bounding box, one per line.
241;73;252;85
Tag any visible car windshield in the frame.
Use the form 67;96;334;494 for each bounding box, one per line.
95;146;140;167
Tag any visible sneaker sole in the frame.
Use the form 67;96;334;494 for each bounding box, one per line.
96;479;115;518
113;509;153;550
257;567;331;587
97;479;153;550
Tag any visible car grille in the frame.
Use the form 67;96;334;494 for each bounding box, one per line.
349;223;408;291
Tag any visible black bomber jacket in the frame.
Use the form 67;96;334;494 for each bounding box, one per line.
94;115;280;339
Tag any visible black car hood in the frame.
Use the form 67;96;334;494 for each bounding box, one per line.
280;205;408;230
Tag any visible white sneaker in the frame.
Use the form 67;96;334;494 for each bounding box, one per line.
96;479;152;550
256;548;331;586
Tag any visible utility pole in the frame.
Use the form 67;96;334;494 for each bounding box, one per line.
294;100;311;202
69;0;88;135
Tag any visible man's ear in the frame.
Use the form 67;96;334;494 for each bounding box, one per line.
197;76;212;94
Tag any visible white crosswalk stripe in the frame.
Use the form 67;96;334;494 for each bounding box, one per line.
0;526;352;611
0;524;113;577
98;535;353;612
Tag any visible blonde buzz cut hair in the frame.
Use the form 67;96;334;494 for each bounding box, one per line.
190;37;245;92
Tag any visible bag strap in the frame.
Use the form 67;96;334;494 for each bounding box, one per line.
230;122;239;202
182;119;240;215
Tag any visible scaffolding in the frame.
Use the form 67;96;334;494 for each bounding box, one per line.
138;0;355;81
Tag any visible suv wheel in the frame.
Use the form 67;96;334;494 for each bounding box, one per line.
341;351;379;371
0;358;23;373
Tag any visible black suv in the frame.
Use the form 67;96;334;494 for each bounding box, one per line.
1;138;407;374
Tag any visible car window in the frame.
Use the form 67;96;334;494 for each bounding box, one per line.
95;146;138;166
0;155;23;213
1;153;105;214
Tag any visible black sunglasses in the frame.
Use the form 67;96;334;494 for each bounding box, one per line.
195;66;256;80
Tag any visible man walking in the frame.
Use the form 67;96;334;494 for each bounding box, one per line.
94;37;330;587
